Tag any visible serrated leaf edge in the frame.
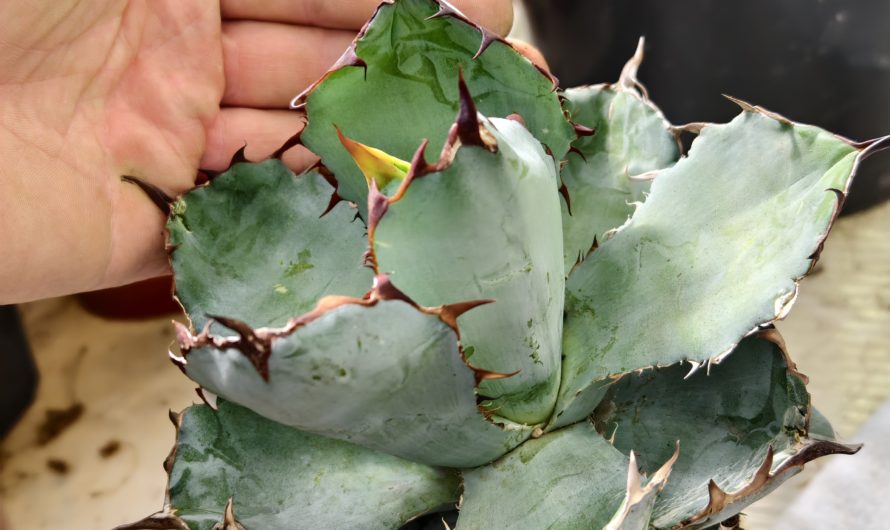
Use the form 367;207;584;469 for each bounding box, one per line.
556;106;879;429
289;0;557;112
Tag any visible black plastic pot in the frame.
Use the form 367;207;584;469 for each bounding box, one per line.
0;305;37;439
523;0;890;212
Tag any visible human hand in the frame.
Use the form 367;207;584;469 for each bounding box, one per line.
0;0;513;303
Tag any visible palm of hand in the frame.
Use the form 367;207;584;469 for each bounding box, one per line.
1;1;223;297
0;0;512;302
96;1;225;190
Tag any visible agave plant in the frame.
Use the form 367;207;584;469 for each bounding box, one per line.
118;1;887;529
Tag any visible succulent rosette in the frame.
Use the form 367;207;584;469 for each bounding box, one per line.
119;1;888;529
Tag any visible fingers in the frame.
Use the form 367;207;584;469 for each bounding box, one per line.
222;21;354;108
220;0;513;37
221;3;525;110
455;0;513;37
201;107;318;172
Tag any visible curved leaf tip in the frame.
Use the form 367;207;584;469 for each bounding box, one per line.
336;126;411;189
454;70;497;151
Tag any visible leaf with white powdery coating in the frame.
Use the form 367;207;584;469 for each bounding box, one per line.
372;115;565;426
178;284;531;468
594;332;860;529
298;0;574;217
168;160;371;330
148;400;459;530
560;42;680;272
458;422;677;530
554;106;868;428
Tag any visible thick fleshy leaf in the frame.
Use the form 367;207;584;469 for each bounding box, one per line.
560;45;680;272
168;160;371;330
593;331;859;529
554;106;868;427
372;116;565;425
459;422;676;529
177;287;530;468
298;0;574;216
127;400;460;530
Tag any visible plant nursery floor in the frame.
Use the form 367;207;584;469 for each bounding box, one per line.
1;199;889;529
